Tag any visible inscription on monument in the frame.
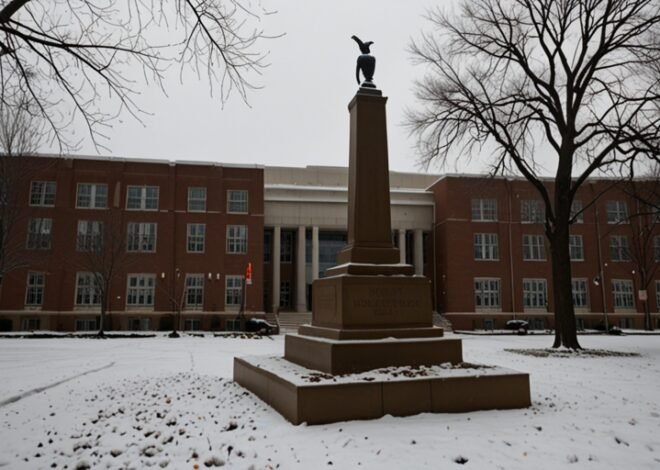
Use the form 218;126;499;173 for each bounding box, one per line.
351;287;421;316
315;284;337;319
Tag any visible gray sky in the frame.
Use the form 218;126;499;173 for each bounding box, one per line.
55;0;492;174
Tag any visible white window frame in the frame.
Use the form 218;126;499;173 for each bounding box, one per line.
523;278;547;309
609;235;630;262
127;222;157;253
75;272;101;306
29;181;56;207
471;198;497;222
570;200;584;223
569;235;584;261
612;279;634;310
521;200;544;223
126;274;156;307
184;318;202;331
522;234;546;261
22;318;41;330
25;272;45;305
606;200;629;224
280;280;291;307
26;218;52;250
474;278;501;309
185;274;204;309
474;233;499;260
227;189;249;214
187;187;207;212
75;318;98;331
225;275;244;307
76;220;103;252
76;183;108;209
126;185;159;211
186;223;205;253
226;225;247;254
571;278;589;308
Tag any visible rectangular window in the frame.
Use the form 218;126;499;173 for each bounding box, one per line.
571;278;588;308
227;190;248;214
128;318;151;331
523;278;547;309
187;224;205;253
25;272;45;305
75;318;98;331
521;200;544;223
280;281;291;307
281;231;293;263
26;218;52;250
29;181;56;207
612;279;634;309
474;233;499;260
127;222;157;252
126;185;159;210
75;272;101;305
609;235;630;262
126;274;156;306
185;274;204;308
76;183;108;209
471;198;497;221
76;220;103;251
264;231;272;263
188;187;207;212
21;318;41;330
569;235;584;261
522;234;546;260
184;319;201;331
570;200;584;223
654;236;660;262
226;225;247;254
474;278;501;308
225;275;243;306
656;281;660;311
606;200;629;224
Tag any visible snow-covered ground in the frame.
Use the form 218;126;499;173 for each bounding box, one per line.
0;333;659;469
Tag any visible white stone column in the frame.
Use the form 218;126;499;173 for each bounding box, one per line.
398;229;406;264
272;226;281;312
312;226;320;280
413;229;424;275
296;225;307;312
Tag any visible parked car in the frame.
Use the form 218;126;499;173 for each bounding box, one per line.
245;318;277;335
506;320;529;334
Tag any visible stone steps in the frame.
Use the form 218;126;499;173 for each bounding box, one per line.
277;311;312;332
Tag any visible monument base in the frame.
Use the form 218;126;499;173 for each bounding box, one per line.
234;355;532;425
298;324;444;340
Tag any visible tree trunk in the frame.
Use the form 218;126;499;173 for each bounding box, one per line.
549;224;582;349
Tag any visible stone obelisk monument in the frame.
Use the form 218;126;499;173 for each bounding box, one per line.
233;37;531;425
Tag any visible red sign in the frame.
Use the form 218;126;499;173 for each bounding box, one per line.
246;262;253;285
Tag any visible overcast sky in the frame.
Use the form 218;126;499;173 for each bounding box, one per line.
52;0;495;174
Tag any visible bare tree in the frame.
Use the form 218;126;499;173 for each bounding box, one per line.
408;0;660;348
157;268;188;338
0;0;275;151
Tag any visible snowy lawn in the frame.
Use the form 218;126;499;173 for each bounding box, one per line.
0;333;659;469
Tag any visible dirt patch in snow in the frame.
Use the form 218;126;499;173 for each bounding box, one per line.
505;348;641;358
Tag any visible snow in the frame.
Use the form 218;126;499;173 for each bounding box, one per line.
1;333;659;469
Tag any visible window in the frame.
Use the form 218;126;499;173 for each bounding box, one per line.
280;281;291;307
609;235;630;262
184;319;201;331
225;276;243;306
612;279;634;309
76;183;108;209
21;318;40;330
654;236;660;262
281;231;293;263
521;200;544;223
474;278;501;309
25;272;45;305
522;234;546;260
570;200;584;223
188;187;207;212
75;318;98;331
571;279;589;308
656;281;660;311
523;278;547;309
474;233;499;260
126;186;159;210
29;181;56;207
75;272;101;305
128;318;151;331
471;198;497;221
606;200;629;224
187;224;205;253
227;190;248;213
185;274;204;308
569;235;584;261
26;218;52;250
76;220;103;251
226;225;247;254
127;222;157;252
264;231;272;263
126;274;156;306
